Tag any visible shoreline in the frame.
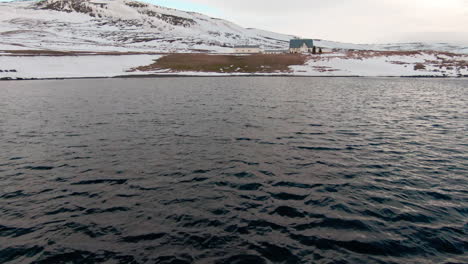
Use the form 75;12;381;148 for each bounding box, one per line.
2;52;467;81
1;74;467;81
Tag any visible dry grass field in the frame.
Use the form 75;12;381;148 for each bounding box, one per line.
132;53;307;73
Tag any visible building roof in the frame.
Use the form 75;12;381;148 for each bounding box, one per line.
234;45;261;48
289;39;314;49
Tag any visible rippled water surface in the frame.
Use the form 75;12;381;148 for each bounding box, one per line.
1;77;467;264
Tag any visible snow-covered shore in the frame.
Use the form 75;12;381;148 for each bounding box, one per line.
1;51;467;79
0;55;160;79
291;51;468;77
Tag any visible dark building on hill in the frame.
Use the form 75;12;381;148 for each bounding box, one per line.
289;39;314;53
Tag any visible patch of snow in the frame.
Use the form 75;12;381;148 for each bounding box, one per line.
0;55;161;78
291;52;468;77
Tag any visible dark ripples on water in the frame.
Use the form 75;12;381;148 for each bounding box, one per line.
0;77;467;264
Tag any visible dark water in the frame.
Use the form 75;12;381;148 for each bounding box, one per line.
0;77;467;264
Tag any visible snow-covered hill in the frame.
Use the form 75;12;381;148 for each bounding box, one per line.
0;0;467;54
0;0;294;52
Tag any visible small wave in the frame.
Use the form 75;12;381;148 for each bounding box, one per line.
45;206;85;216
361;209;436;224
0;190;30;199
297;146;343;151
62;222;120;239
290;234;418;256
0;224;37;238
270;192;308;200
271;206;306;218
216;254;266;264
24;166;54;170
66;145;89;149
179;177;209;183
258;170;275;176
0;246;43;263
121;233;166;243
240;220;285;233
213;181;263;191
154;256;192;264
232;171;256;178
235;137;257;141
65;134;81;137
238;183;263;191
229;160;260;166
293;218;376;231
252;242;300;264
32;250;120;264
161;198;199;205
425;191;452;200
295;131;326;135
72;179;128;185
192;169;211;174
273;181;322;189
84;207;130;215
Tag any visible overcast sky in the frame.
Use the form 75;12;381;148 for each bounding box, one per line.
146;0;468;45
2;0;467;44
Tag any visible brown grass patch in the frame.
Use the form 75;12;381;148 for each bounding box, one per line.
131;53;307;73
414;63;426;70
424;58;468;70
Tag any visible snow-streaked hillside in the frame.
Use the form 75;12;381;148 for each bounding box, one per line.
0;0;466;54
0;0;294;52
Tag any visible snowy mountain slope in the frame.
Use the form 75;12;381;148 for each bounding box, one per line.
0;0;294;52
0;0;466;54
